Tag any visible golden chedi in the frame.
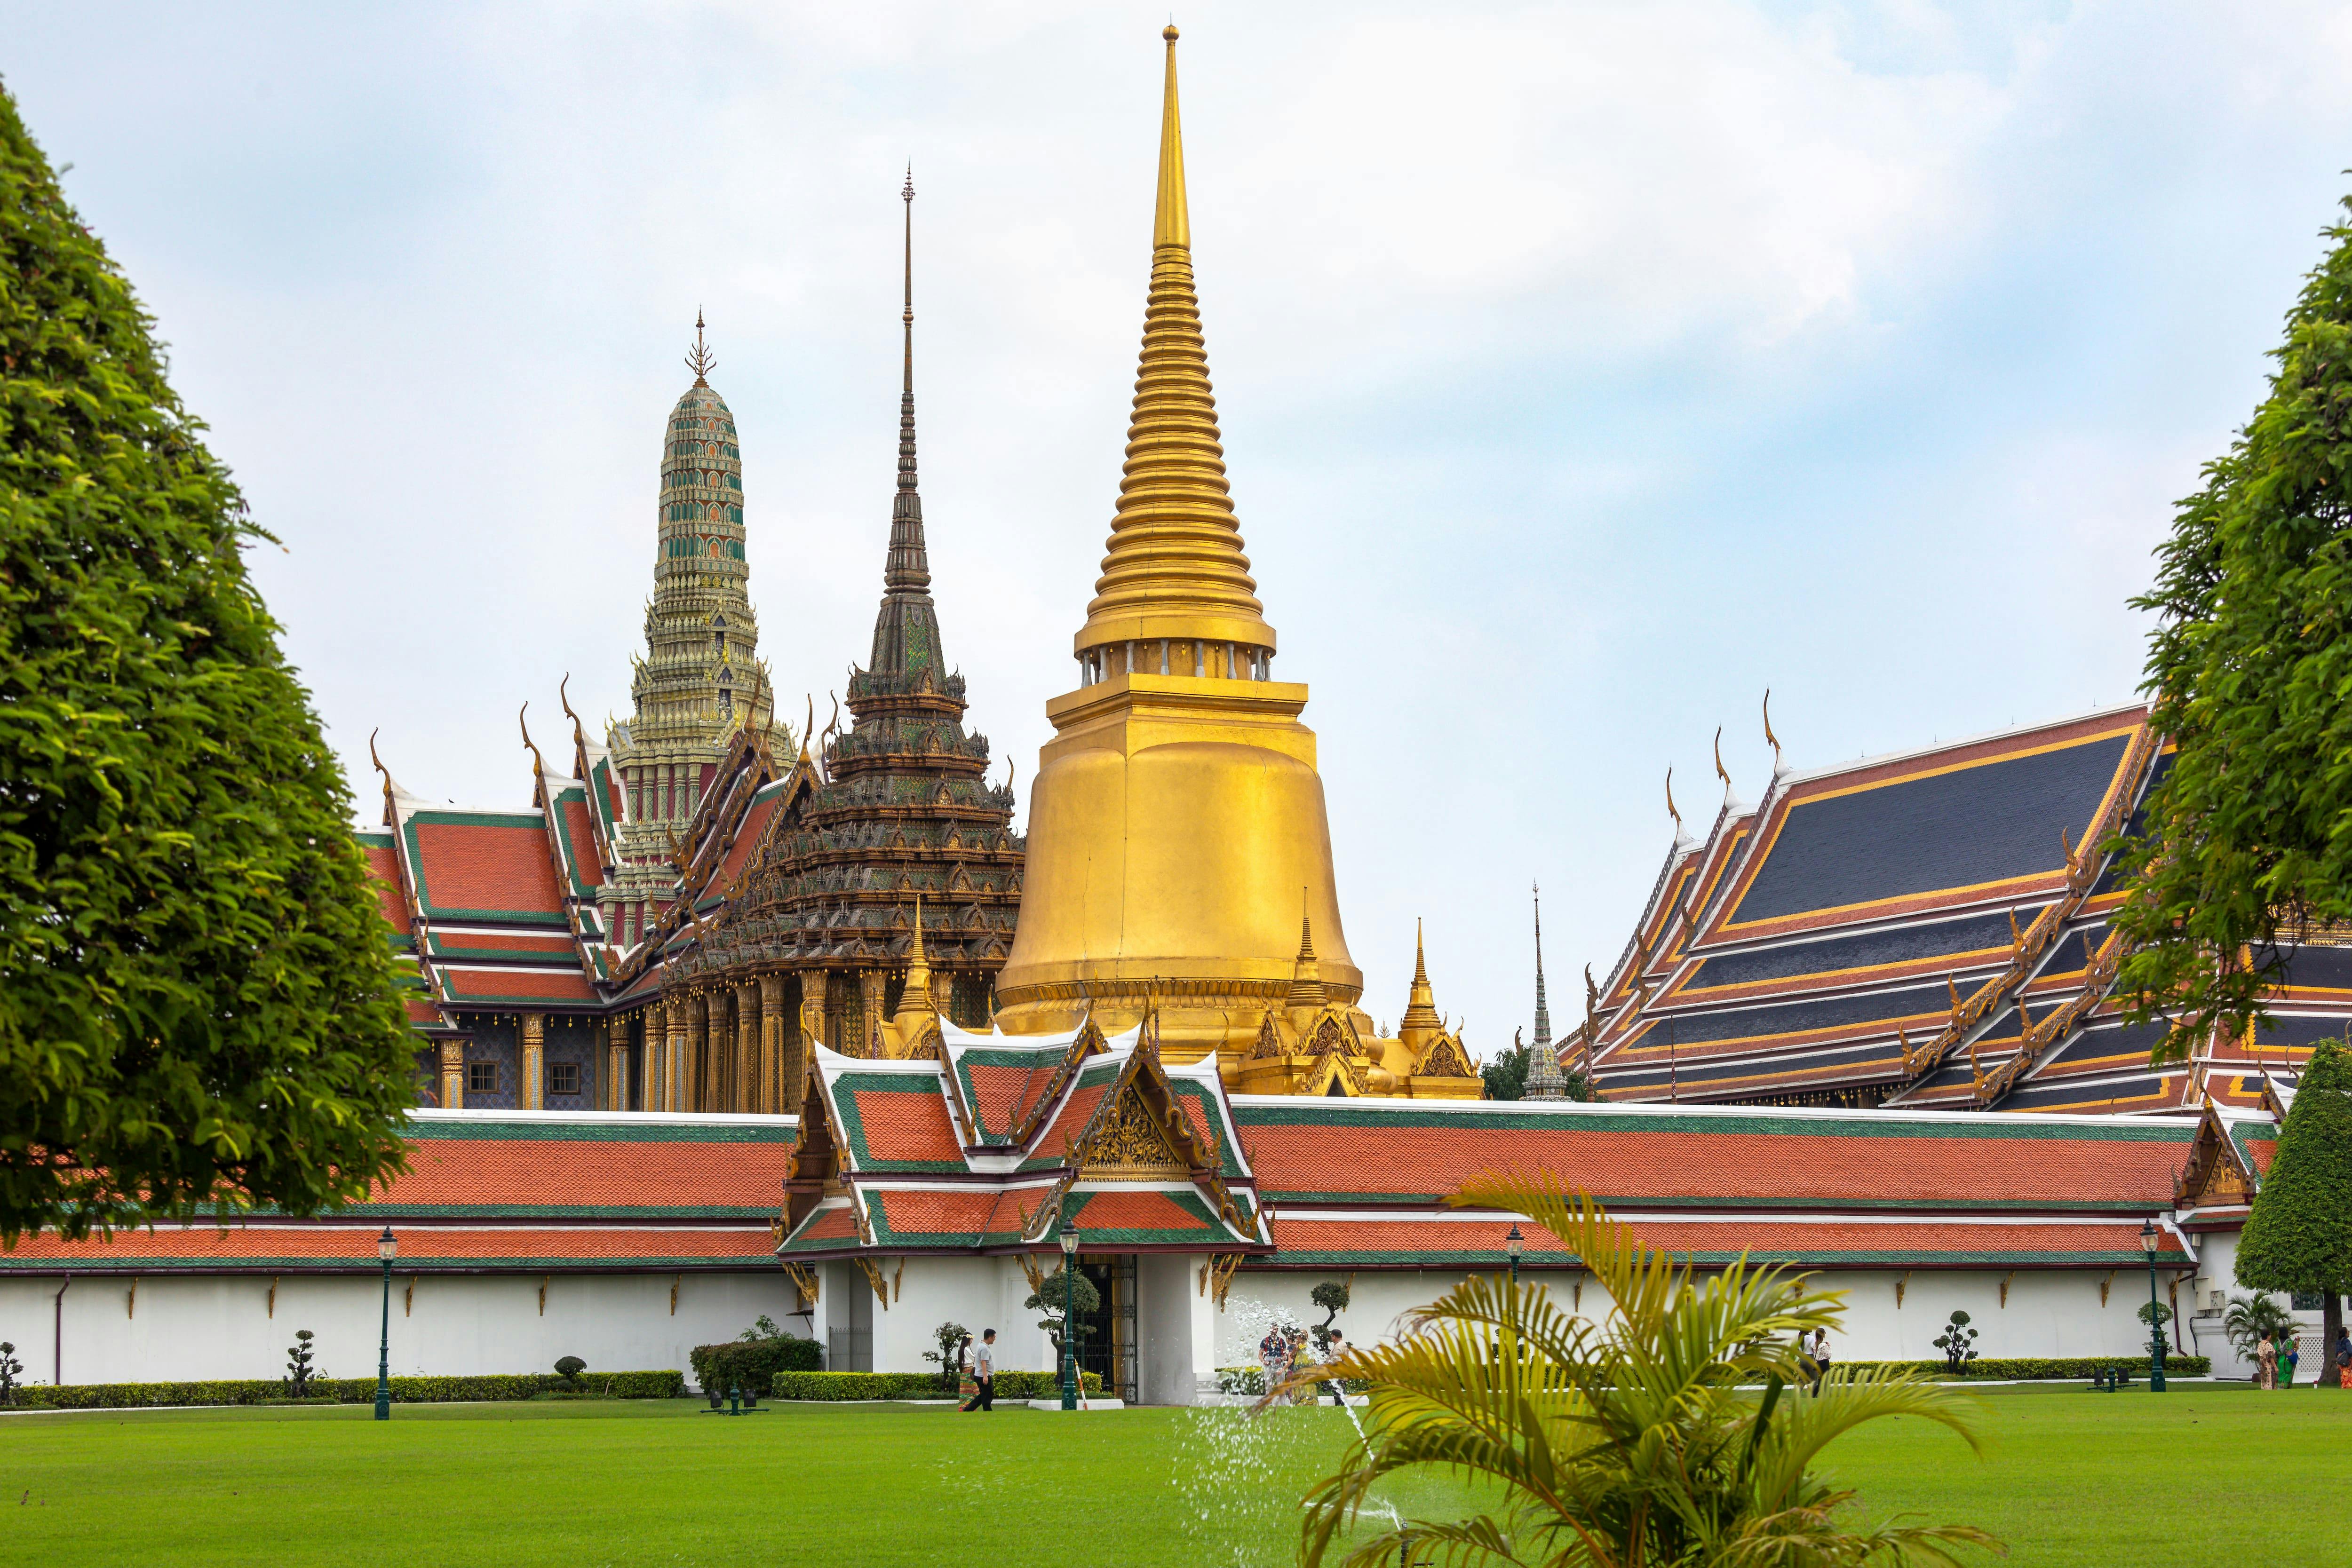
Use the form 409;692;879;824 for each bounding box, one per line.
994;27;1480;1100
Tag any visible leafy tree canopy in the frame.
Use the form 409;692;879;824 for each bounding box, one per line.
2236;1041;2352;1298
2114;196;2352;1059
0;81;415;1243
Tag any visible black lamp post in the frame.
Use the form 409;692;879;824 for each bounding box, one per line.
374;1227;397;1420
2139;1220;2166;1393
1058;1223;1082;1412
1505;1223;1524;1298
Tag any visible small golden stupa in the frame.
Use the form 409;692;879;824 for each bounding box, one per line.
993;27;1480;1099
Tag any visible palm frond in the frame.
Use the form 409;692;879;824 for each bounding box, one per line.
1291;1178;2001;1568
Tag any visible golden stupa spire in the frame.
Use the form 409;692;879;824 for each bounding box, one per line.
1286;910;1327;1011
895;895;935;1026
1073;23;1276;665
1399;919;1441;1039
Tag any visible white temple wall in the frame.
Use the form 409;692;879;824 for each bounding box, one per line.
1133;1251;1213;1404
1218;1265;2197;1370
0;1271;795;1389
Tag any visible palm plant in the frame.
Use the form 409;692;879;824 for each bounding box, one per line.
1279;1173;2001;1567
2220;1293;2293;1366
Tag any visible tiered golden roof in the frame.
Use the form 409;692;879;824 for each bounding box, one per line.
1074;28;1276;662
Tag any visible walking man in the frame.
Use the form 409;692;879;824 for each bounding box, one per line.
1324;1329;1348;1406
960;1328;995;1412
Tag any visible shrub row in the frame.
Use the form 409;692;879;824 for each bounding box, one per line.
758;1370;1102;1402
3;1370;683;1410
1841;1356;2210;1381
689;1336;824;1395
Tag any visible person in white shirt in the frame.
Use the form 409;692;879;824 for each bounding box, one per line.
960;1328;996;1412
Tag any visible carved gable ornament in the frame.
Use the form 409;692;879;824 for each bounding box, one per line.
1081;1084;1192;1180
1414;1031;1477;1080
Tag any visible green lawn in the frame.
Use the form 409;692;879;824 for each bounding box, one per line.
0;1383;2343;1566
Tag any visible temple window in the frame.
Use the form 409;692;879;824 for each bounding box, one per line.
466;1061;498;1095
548;1061;581;1098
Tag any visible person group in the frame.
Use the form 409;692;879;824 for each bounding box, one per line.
957;1328;995;1412
1256;1322;1351;1405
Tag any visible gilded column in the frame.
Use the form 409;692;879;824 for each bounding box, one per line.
606;1014;631;1112
438;1039;465;1110
735;981;760;1113
667;1001;689;1113
520;1012;546;1110
690;993;712;1111
640;1004;660;1112
858;971;887;1061
801;976;830;1081
758;974;788;1113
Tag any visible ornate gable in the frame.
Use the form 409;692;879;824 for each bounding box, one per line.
1414;1029;1477;1080
1080;1084;1192;1180
2175;1102;2258;1208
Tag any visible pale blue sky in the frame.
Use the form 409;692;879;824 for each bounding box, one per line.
8;2;2349;1050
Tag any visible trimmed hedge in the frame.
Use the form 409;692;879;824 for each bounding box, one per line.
763;1370;1102;1402
1834;1357;2210;1381
1212;1358;2211;1395
3;1370;683;1410
690;1336;824;1395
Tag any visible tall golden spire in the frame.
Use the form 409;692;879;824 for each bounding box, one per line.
1286;913;1327;1011
1074;23;1276;664
1399;919;1441;1041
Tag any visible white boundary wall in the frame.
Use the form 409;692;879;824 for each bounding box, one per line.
1217;1265;2200;1371
17;1254;2279;1395
0;1271;796;1388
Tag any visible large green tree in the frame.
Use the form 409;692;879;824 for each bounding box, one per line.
2114;195;2352;1061
0;81;414;1243
2236;1040;2352;1376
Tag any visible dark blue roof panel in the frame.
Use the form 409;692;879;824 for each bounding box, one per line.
1730;733;2130;925
1684;911;2023;993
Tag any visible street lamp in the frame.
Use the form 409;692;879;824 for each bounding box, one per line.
1505;1224;1525;1298
374;1227;397;1420
1058;1222;1082;1412
2138;1220;2166;1393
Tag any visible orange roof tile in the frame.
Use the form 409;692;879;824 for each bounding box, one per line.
1265;1214;2191;1267
373;1128;794;1215
2;1224;777;1270
1236;1105;2188;1211
438;966;599;1003
845;1085;963;1168
411;819;565;917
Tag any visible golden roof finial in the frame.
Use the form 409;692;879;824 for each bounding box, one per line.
1665;767;1683;835
1763;688;1784;776
1073;24;1274;663
684;308;716;387
1154;26;1189;251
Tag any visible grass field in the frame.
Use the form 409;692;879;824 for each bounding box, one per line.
2;1382;2345;1566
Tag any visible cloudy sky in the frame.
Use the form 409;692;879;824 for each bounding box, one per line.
8;2;2351;1050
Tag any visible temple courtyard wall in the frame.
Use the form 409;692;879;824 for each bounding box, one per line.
0;1269;795;1389
2;1253;2271;1393
1222;1267;2201;1374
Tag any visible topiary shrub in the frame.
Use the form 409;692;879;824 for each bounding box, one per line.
0;1340;20;1403
284;1330;322;1397
1933;1311;1979;1376
553;1356;585;1388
